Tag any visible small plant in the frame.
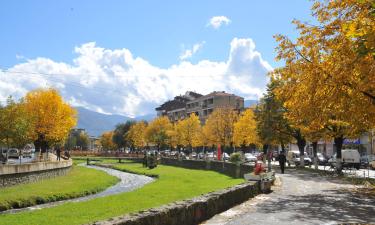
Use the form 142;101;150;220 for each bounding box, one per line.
230;152;242;164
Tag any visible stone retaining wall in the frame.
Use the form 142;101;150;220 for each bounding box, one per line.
160;158;253;178
0;159;73;188
91;181;260;225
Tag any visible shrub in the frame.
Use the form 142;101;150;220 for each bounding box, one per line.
230;152;243;164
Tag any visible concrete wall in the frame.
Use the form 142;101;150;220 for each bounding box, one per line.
91;181;259;225
0;159;72;188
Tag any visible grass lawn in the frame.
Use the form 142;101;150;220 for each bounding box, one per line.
0;165;119;211
0;160;244;225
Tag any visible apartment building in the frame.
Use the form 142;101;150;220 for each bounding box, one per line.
155;91;244;123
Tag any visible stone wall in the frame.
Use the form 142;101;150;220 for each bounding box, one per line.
91;181;259;225
0;159;72;188
160;158;253;178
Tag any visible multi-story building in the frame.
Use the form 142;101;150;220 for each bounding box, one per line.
155;91;244;123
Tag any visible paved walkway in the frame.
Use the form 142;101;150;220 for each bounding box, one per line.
203;169;375;225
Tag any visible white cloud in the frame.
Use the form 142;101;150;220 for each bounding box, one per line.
179;42;205;60
207;16;231;29
0;38;272;117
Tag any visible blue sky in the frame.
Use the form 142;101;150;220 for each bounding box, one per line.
0;1;315;116
0;0;313;68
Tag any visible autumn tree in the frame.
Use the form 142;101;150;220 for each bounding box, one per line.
233;108;260;149
126;121;148;150
203;107;238;151
273;0;375;172
255;81;305;166
0;96;32;149
175;114;201;151
24;89;77;153
100;131;116;151
112;121;136;150
145;116;172;151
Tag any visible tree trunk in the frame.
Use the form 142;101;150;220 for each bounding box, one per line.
262;144;268;164
312;141;318;170
297;136;306;167
267;146;272;172
334;136;344;173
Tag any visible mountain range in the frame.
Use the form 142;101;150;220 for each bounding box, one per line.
76;99;258;137
76;107;155;137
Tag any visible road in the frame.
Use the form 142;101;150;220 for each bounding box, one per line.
203;168;375;225
267;161;375;179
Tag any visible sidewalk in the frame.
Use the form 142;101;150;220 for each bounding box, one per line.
202;169;375;225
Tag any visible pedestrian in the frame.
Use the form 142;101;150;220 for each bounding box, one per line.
56;147;61;161
278;150;286;174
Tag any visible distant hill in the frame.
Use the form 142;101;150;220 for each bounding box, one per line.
76;107;155;137
244;99;258;108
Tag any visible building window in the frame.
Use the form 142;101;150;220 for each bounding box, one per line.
208;98;213;105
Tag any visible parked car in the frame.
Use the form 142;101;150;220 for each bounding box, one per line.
206;152;214;159
222;152;230;161
328;149;361;170
360;155;373;168
316;153;328;165
198;152;205;159
7;148;20;159
22;148;33;158
287;151;312;166
370;159;375;170
244;153;257;162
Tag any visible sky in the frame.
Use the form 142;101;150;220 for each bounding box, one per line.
0;0;315;117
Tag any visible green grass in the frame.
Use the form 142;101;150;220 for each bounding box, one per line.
0;165;119;211
0;160;244;225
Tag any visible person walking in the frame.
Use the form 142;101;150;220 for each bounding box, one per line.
56;147;61;161
278;151;286;174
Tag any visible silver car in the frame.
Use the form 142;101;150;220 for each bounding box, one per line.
7;148;20;158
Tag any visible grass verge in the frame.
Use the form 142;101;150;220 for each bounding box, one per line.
0;165;119;211
0;160;243;225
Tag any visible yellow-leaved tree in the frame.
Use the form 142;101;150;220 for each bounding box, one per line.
100;131;116;151
145;116;172;151
233;108;259;148
126;121;148;150
0;96;32;149
203;107;238;148
273;0;375;172
175;114;201;151
24;89;77;152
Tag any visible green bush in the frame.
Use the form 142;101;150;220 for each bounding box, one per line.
230;152;243;163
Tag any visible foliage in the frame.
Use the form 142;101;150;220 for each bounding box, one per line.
0;161;243;225
233;108;259;147
126;121;148;150
0;166;118;212
65;129;90;150
229;152;243;164
100;131;116;150
255;82;293;147
145;116;172;150
175;114;201;149
24;88;77;145
112;121;136;149
272;0;375;170
203;107;238;147
0;97;32;148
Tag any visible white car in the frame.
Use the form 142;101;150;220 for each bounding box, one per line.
328;149;361;170
244;153;257;162
287;151;312;166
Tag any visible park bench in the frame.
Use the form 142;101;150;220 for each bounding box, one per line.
244;171;275;193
